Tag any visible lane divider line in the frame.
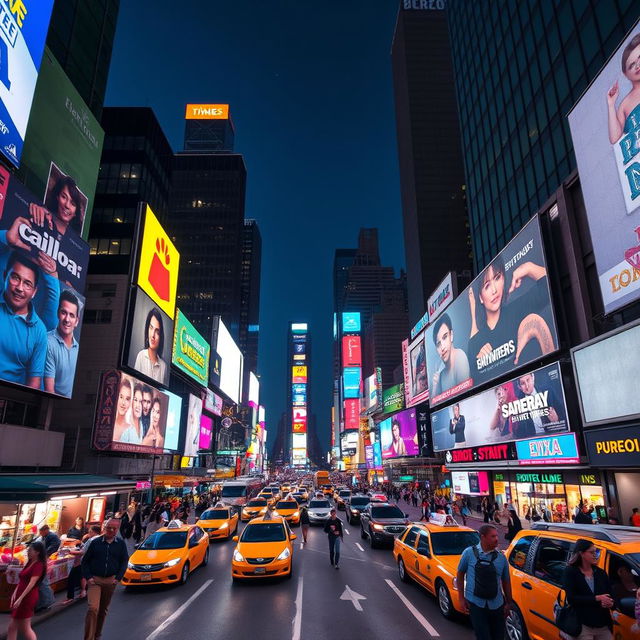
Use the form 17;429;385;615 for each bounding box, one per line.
344;527;350;535
145;578;214;640
355;543;364;552
384;579;440;637
292;576;304;640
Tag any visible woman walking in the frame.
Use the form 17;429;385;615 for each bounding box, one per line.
504;507;522;542
300;506;310;544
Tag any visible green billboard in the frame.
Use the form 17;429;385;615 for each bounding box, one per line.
20;48;104;240
382;383;405;414
172;309;210;386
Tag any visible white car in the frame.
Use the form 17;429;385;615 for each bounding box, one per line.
307;499;332;525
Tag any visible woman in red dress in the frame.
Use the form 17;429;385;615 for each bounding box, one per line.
8;541;46;640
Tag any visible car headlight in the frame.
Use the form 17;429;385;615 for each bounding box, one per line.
260;508;266;513
372;523;384;531
127;562;134;569
164;558;181;568
294;511;300;517
233;549;245;562
219;522;229;529
276;547;291;561
352;509;359;514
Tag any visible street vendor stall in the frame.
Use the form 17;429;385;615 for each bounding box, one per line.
0;474;135;613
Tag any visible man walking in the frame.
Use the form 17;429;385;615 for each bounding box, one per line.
456;524;512;640
81;518;129;640
324;508;344;569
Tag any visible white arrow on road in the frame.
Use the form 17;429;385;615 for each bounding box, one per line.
340;584;367;611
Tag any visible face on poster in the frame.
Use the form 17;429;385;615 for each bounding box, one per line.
183;393;202;457
379;408;419;459
568;20;640;314
126;288;173;387
425;217;558;407
403;331;429;407
430;362;569;452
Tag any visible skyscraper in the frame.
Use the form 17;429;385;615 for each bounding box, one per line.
239;219;262;378
391;1;471;324
184;103;235;153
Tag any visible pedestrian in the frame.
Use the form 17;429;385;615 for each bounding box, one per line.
67;516;88;541
575;505;594;525
324;508;344;569
64;525;102;604
561;538;614;640
7;541;47;640
630;508;640;527
456;524;512;640
81;518;129;640
32;526;57;612
421;496;429;521
481;497;490;523
300;506;310;544
504;508;522;542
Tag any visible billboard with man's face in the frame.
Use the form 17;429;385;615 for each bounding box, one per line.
425;217;558;407
568;20;640;314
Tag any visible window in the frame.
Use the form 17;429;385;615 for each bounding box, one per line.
402;526;421;548
417;531;431;556
83;309;112;324
509;535;535;570
607;553;640;604
533;538;572;586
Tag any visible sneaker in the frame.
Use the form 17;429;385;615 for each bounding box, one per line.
334;564;339;570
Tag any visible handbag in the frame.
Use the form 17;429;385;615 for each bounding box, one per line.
554;591;582;637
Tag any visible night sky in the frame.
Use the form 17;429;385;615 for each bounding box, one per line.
106;1;406;453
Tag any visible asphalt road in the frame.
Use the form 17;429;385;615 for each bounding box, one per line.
31;505;476;640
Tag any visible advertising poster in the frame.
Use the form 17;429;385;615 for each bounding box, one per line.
342;311;361;333
379;407;419;459
172;309;210;387
451;471;490;496
0;166;88;396
163;391;182;451
0;1;55;168
425;217;558;407
216;406;250;453
343;366;360;398
515;433;579;466
365;444;374;469
213;318;242;404
203;388;223;416
568;20;640;314
209;349;221;388
427;271;456;324
136;205;180;319
293;406;307;433
372;441;382;468
125;288;172;387
183;393;202;457
363;373;378;411
344;398;359;430
292;365;307;384
199;414;213;450
382;383;405;414
342;335;361;367
402;330;429;407
20;48;104;239
92;370;171;454
415;403;432;457
431;362;569;452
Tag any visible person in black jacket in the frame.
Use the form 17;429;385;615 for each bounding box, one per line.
323;508;344;569
300;506;310;544
561;538;613;640
504;508;522;542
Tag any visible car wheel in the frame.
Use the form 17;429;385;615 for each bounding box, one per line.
398;557;410;583
436;580;454;619
180;562;190;585
505;603;529;640
360;526;367;539
202;548;209;567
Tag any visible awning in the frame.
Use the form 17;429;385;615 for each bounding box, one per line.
0;474;137;503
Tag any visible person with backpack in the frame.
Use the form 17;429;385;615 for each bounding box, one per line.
456;524;513;640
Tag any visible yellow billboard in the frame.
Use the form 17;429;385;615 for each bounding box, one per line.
185;104;229;120
137;205;180;318
292;366;307;383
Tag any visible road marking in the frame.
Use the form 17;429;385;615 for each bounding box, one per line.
145;579;213;640
292;577;303;640
385;579;440;637
300;542;304;549
340;584;367;611
355;543;364;552
344;527;350;535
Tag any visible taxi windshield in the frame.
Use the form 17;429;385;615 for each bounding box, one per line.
247;499;267;507
241;523;286;542
339;491;351;497
430;531;480;555
309;500;330;508
350;497;370;507
201;509;229;519
277;501;297;509
371;506;404;519
139;531;187;550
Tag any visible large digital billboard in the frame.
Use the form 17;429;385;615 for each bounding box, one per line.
93;370;172;454
213;317;243;404
217;408;250;452
183;393;203;457
342;335;361;367
342;312;361;333
0;1;55;168
431;362;569;452
425;217;558;407
199;414;213;450
172;309;210;387
163;391;182;451
568;19;640;314
344;398;359;430
136;205;180;319
124;288;172;387
292;365;307;384
21;48;104;239
379;407;419;459
382;383;405;414
343;366;360;398
248;371;259;406
402;330;429;408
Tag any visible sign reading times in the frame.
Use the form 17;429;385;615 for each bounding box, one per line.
185;104;229;120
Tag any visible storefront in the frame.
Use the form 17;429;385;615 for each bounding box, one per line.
491;470;605;522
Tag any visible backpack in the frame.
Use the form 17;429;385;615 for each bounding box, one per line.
472;546;499;600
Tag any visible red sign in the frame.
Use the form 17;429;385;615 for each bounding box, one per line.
293;421;307;433
444;443;516;464
342;336;362;367
344;398;359;430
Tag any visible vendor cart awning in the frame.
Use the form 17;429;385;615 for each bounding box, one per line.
0;474;137;503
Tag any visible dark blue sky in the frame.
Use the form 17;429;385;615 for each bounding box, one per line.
106;1;406;452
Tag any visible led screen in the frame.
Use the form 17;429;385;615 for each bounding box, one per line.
342;312;361;333
342;335;361;367
451;471;490;496
248;371;259;406
344;398;359;430
292;365;307;383
343;366;361;398
183;393;203;457
402;330;429;407
172;309;210;387
199;414;213;450
215;318;243;404
379;408;418;459
292;433;307;449
163;391;182;451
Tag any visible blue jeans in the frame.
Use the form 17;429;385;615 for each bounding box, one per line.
469;603;505;640
328;535;341;565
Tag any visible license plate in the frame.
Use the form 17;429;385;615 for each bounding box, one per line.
254;567;266;574
140;573;152;581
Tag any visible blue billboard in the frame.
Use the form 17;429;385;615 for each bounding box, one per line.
373;441;382;468
343;366;361;399
342;312;361;333
515;433;579;465
163;391;183;451
0;0;55;167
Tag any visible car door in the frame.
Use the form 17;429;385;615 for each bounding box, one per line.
398;526;421;581
507;535;537;628
605;551;640;638
187;528;201;566
415;530;436;594
360;505;372;532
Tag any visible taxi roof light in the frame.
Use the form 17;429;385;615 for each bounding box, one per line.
428;514;459;527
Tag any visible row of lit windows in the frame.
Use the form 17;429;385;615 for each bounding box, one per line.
89;237;132;256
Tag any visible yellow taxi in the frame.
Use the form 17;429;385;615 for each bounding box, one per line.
196;504;238;540
274;498;301;526
231;515;297;581
280;483;291;494
322;484;335;498
393;514;480;619
241;497;269;522
258;488;279;505
506;522;640;640
297;487;309;501
122;521;209;587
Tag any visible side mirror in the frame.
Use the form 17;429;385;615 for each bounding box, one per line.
291;534;297;541
232;535;239;542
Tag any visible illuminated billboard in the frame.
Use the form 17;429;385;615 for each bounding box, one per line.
248;371;260;406
136;205;180;319
185;104;230;119
213;317;243;404
163;391;182;451
203;388;223;416
292;365;307;383
342;312;361;333
199;414;213;450
342;335;362;367
291;322;308;333
183;393;203;457
402;330;429;408
568;19;640;313
292;433;307;449
379;408;419;459
425;217;558;407
343;366;361;398
171;309;210;387
344;398;359;430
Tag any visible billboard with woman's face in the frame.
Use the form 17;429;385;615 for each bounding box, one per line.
568;20;640;314
425;217;558;407
379;408;419;459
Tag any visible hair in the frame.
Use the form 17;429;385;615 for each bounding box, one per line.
45;174;85;228
89;525;102;535
58;289;80;314
76;516;84;523
474;256;508;328
622;34;640;73
142;384;153;397
5;251;39;288
432;313;453;344
119;378;132;393
133;382;145;398
568;538;595;567
634;508;639;513
28;541;47;585
39;524;49;531
478;524;497;537
143;307;164;357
